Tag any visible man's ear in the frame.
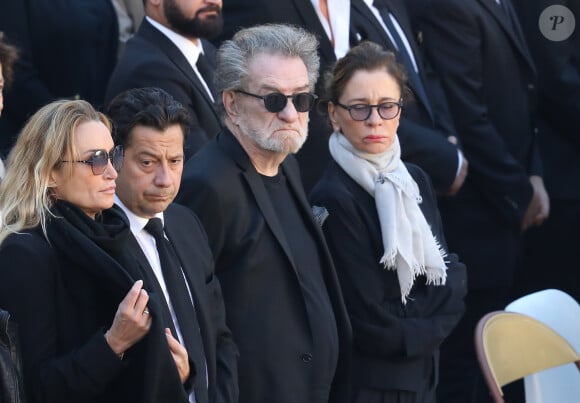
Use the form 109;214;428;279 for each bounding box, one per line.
223;91;239;122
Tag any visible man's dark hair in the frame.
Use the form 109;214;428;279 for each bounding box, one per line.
106;87;192;148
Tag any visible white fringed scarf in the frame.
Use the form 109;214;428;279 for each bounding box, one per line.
329;132;447;303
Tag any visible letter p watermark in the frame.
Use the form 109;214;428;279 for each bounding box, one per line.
539;5;575;41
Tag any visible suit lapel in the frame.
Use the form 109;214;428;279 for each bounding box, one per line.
163;206;214;371
292;0;337;65
218;131;299;275
351;0;394;47
282;159;333;268
387;0;428;80
243;171;299;273
163;210;211;332
140;20;219;110
478;0;535;73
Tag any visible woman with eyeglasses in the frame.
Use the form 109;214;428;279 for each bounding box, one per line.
310;42;467;403
0;100;189;402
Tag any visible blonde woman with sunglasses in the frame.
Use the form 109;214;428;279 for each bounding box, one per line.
0;99;192;403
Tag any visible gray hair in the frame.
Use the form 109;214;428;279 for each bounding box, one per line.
215;23;320;117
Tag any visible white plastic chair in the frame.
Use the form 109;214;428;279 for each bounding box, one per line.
505;289;580;403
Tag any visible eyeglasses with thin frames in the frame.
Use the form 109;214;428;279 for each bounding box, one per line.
60;145;124;175
334;101;403;121
235;90;318;113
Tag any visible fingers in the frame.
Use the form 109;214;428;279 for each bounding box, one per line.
134;288;150;318
165;328;184;353
119;280;150;319
120;280;146;310
105;280;152;356
165;328;190;383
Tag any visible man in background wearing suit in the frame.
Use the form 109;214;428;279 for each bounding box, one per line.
176;24;352;403
106;87;238;403
410;0;550;401
106;0;223;160
350;0;468;195
511;0;580;302
216;0;353;191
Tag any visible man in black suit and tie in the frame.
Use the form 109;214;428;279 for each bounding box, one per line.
105;0;223;160
350;0;468;194
410;0;550;401
176;24;352;403
106;87;238;403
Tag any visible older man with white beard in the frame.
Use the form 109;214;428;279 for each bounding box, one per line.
176;24;352;403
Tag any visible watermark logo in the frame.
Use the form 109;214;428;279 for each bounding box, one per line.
538;5;575;41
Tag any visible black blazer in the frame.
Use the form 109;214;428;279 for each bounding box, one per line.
120;203;239;403
176;130;352;403
410;0;541;287
310;161;466;392
105;19;222;160
511;0;580;200
350;0;462;192
216;0;355;192
0;0;118;155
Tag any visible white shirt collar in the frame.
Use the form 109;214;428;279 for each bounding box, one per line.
146;17;214;101
146;16;204;67
114;194;164;235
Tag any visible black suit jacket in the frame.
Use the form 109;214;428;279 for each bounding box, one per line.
120;204;239;403
0;0;118;155
511;0;580;199
105;19;222;160
410;0;541;287
310;161;466;392
350;0;461;192
216;0;354;192
176;130;352;403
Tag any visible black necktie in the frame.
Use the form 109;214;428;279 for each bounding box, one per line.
373;0;433;118
196;52;216;98
144;218;208;403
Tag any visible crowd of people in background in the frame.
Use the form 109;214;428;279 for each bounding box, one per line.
0;0;578;402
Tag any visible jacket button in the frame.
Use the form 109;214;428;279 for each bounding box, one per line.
527;83;535;90
300;353;313;363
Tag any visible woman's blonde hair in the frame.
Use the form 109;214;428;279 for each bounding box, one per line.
0;99;111;244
